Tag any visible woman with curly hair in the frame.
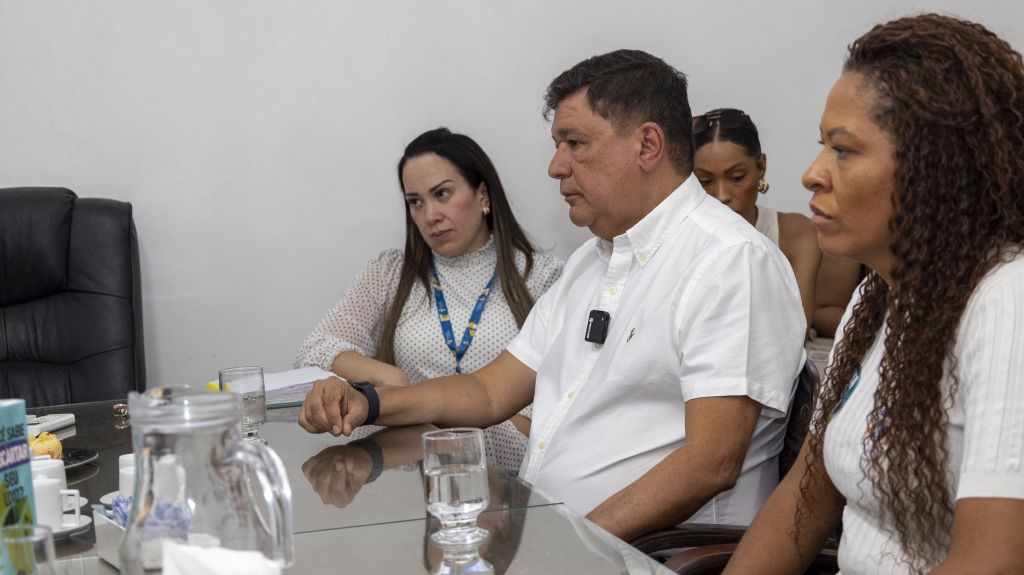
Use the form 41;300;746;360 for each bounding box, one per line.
724;14;1024;575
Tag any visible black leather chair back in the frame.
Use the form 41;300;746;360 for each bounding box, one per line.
779;358;820;480
0;187;146;406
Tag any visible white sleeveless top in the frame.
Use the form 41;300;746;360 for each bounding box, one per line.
754;206;780;246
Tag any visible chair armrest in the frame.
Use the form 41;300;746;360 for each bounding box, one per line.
663;543;736;574
663;543;840;575
630;523;748;555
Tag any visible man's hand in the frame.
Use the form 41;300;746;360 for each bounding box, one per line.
299;351;537;434
300;445;374;508
298;376;368;436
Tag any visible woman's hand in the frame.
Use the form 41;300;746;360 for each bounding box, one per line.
509;414;531;437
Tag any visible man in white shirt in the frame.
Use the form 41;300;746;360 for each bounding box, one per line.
299;49;806;541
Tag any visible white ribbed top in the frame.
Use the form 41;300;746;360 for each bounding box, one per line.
823;250;1024;574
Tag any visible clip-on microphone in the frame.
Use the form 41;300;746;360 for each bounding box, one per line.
585;310;610;344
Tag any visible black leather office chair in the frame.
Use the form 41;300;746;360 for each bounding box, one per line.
0;187;146;407
629;359;839;574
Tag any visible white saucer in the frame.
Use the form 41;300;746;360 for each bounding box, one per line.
49;514;92;540
63;495;88;512
99;491;118;506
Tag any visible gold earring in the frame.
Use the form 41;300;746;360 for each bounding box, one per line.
483;205;491;216
756;178;769;194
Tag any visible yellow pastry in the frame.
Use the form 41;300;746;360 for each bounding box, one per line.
28;431;62;460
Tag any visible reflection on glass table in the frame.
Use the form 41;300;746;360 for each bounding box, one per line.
57;504;672;575
30;400;670;574
291;505;672;575
289;423;550;534
431;535;494;575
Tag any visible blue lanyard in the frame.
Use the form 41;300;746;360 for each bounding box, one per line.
430;264;496;374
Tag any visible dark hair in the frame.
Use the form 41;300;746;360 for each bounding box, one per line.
379;128;537;365
692;108;762;157
797;14;1024;572
543;49;693;173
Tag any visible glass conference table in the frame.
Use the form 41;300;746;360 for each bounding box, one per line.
28;400;672;574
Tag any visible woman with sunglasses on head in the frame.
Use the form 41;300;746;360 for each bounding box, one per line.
295;127;563;473
693;109;821;332
723;14;1024;575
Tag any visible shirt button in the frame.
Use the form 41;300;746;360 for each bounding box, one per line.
567;391;575;399
608;286;618;294
639;253;649;262
538;442;546;450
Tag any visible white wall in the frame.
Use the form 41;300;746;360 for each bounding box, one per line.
1;1;1020;388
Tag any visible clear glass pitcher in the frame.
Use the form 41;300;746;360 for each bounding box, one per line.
119;386;293;573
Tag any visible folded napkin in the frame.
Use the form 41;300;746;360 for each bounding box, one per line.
162;541;282;575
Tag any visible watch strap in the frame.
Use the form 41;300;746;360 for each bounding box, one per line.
350;381;380;425
354;440;384;483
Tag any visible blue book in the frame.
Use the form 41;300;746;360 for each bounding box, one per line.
0;399;37;573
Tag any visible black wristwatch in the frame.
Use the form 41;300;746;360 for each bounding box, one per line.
349;381;380;425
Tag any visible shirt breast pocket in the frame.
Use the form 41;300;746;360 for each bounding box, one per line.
601;309;681;398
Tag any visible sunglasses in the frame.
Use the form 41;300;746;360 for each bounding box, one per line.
692;109;751;135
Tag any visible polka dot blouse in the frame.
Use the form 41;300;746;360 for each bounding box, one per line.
295;237;564;473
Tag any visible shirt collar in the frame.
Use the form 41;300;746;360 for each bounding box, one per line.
595;174;707;266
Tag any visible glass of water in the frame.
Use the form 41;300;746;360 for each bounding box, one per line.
219;366;266;441
2;525;56;575
422;428;489;545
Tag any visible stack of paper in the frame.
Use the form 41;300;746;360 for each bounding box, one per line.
264;367;335;408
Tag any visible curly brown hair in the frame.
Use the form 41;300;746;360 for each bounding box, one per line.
798;14;1024;572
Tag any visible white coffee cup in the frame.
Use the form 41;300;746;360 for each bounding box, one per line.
31;458;67;491
119;466;136;498
32;477;80;529
118;453;136;470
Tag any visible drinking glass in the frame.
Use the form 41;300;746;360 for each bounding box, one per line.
422;428;489;545
219;366;266;441
2;525;56;575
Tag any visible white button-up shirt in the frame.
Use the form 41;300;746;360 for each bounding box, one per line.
507;174;805;526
